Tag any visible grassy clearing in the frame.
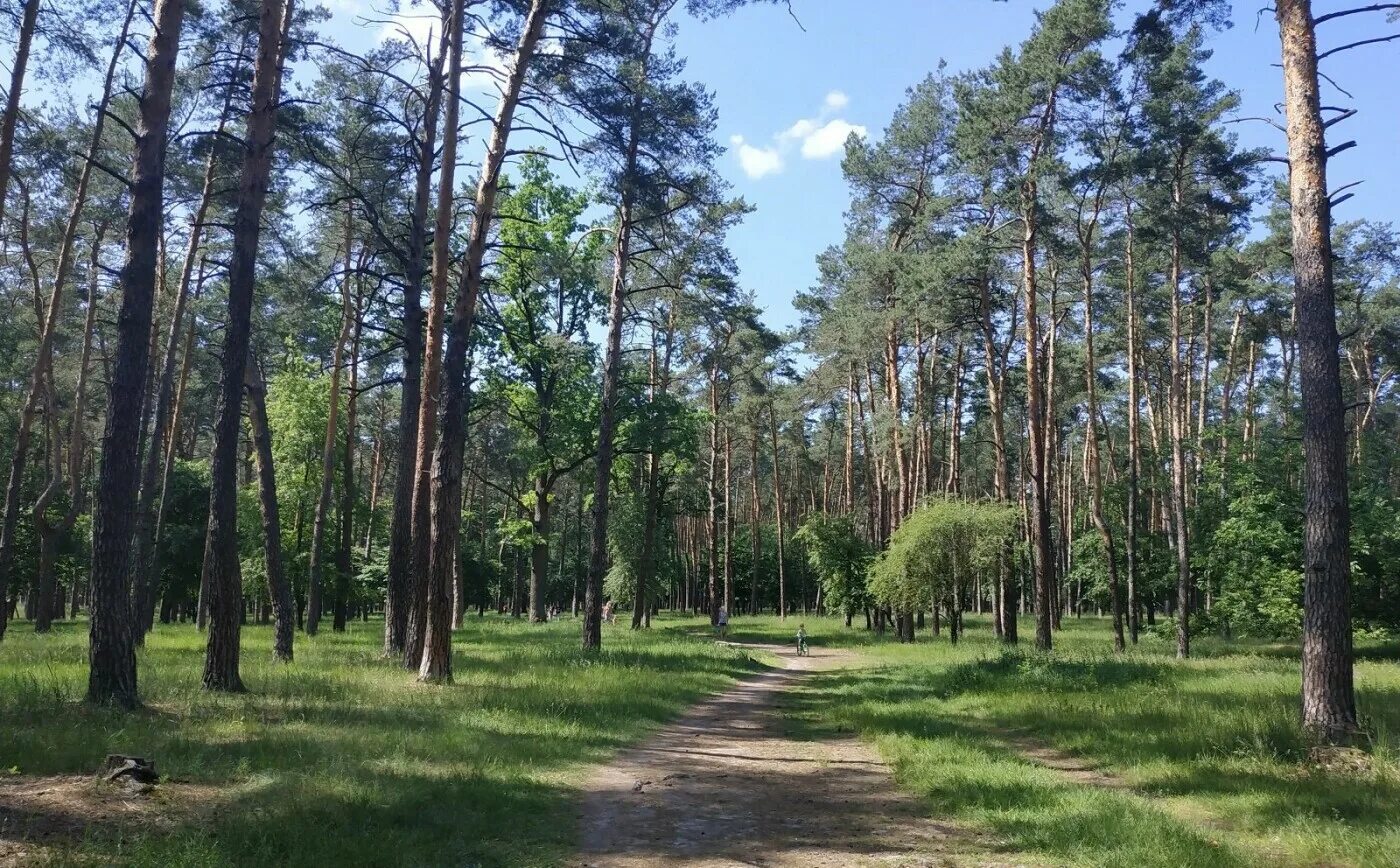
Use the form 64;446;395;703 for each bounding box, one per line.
723;613;1400;868
0;615;766;867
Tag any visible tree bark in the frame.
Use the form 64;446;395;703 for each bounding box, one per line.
200;0;292;692
246;360;294;661
1276;0;1358;742
404;0;465;669
385;6;447;658
87;0;186;706
421;0;550;680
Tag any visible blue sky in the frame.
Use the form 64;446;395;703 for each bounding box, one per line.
666;1;1400;331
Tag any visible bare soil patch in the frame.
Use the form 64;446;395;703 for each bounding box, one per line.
0;774;222;866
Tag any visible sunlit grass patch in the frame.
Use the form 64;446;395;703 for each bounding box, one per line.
763;612;1400;868
0;613;764;866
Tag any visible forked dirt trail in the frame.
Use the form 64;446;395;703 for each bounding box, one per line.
573;642;1007;868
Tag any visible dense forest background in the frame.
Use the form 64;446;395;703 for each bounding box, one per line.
0;0;1394;743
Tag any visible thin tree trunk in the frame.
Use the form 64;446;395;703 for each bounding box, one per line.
404;0;465;669
334;291;362;633
200;0;292;692
0;0;132;641
246;360;294;661
306;207;354;635
384;5;447;658
770;403;787;620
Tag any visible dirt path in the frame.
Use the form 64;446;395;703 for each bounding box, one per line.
572;642;1010;868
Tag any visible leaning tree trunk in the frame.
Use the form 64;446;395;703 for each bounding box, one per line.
200;0;292;693
0;0;131;641
87;0;186;707
403;0;465;670
306;212;354;636
1276;0;1358;743
0;0;39;239
34;227;102;633
132;67;234;640
246;360;294;661
420;0;550;680
384;8;447;657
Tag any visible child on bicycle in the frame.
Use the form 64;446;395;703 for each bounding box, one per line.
796;623;809;656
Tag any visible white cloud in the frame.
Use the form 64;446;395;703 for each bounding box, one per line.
730;135;785;179
800;119;867;159
777;118;817;144
728;90;864;180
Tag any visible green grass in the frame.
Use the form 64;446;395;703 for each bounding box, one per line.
0;614;767;867
5;613;1398;867
728;613;1400;868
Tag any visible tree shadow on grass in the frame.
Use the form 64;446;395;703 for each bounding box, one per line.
1;621;770;866
780;669;1249;867
783;655;1400;867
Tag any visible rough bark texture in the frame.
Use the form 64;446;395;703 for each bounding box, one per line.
87;0;186;707
384;9;446;657
132;74;230;639
420;0;550;680
201;0;291;693
404;0;465;670
1276;0;1358;743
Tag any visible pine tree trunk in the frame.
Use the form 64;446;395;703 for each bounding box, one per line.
770;403;787;620
404;0;465;669
1124;199;1142;644
246;361;294;661
87;0;186;706
200;0;291;692
1276;0;1358;743
307;208;354;636
334;298;361;633
421;0;550;680
133;72;230;639
384;7;446;658
0;0;130;641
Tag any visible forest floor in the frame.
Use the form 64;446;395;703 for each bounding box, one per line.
573;641;1010;867
2;614;1399;867
720;616;1400;868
